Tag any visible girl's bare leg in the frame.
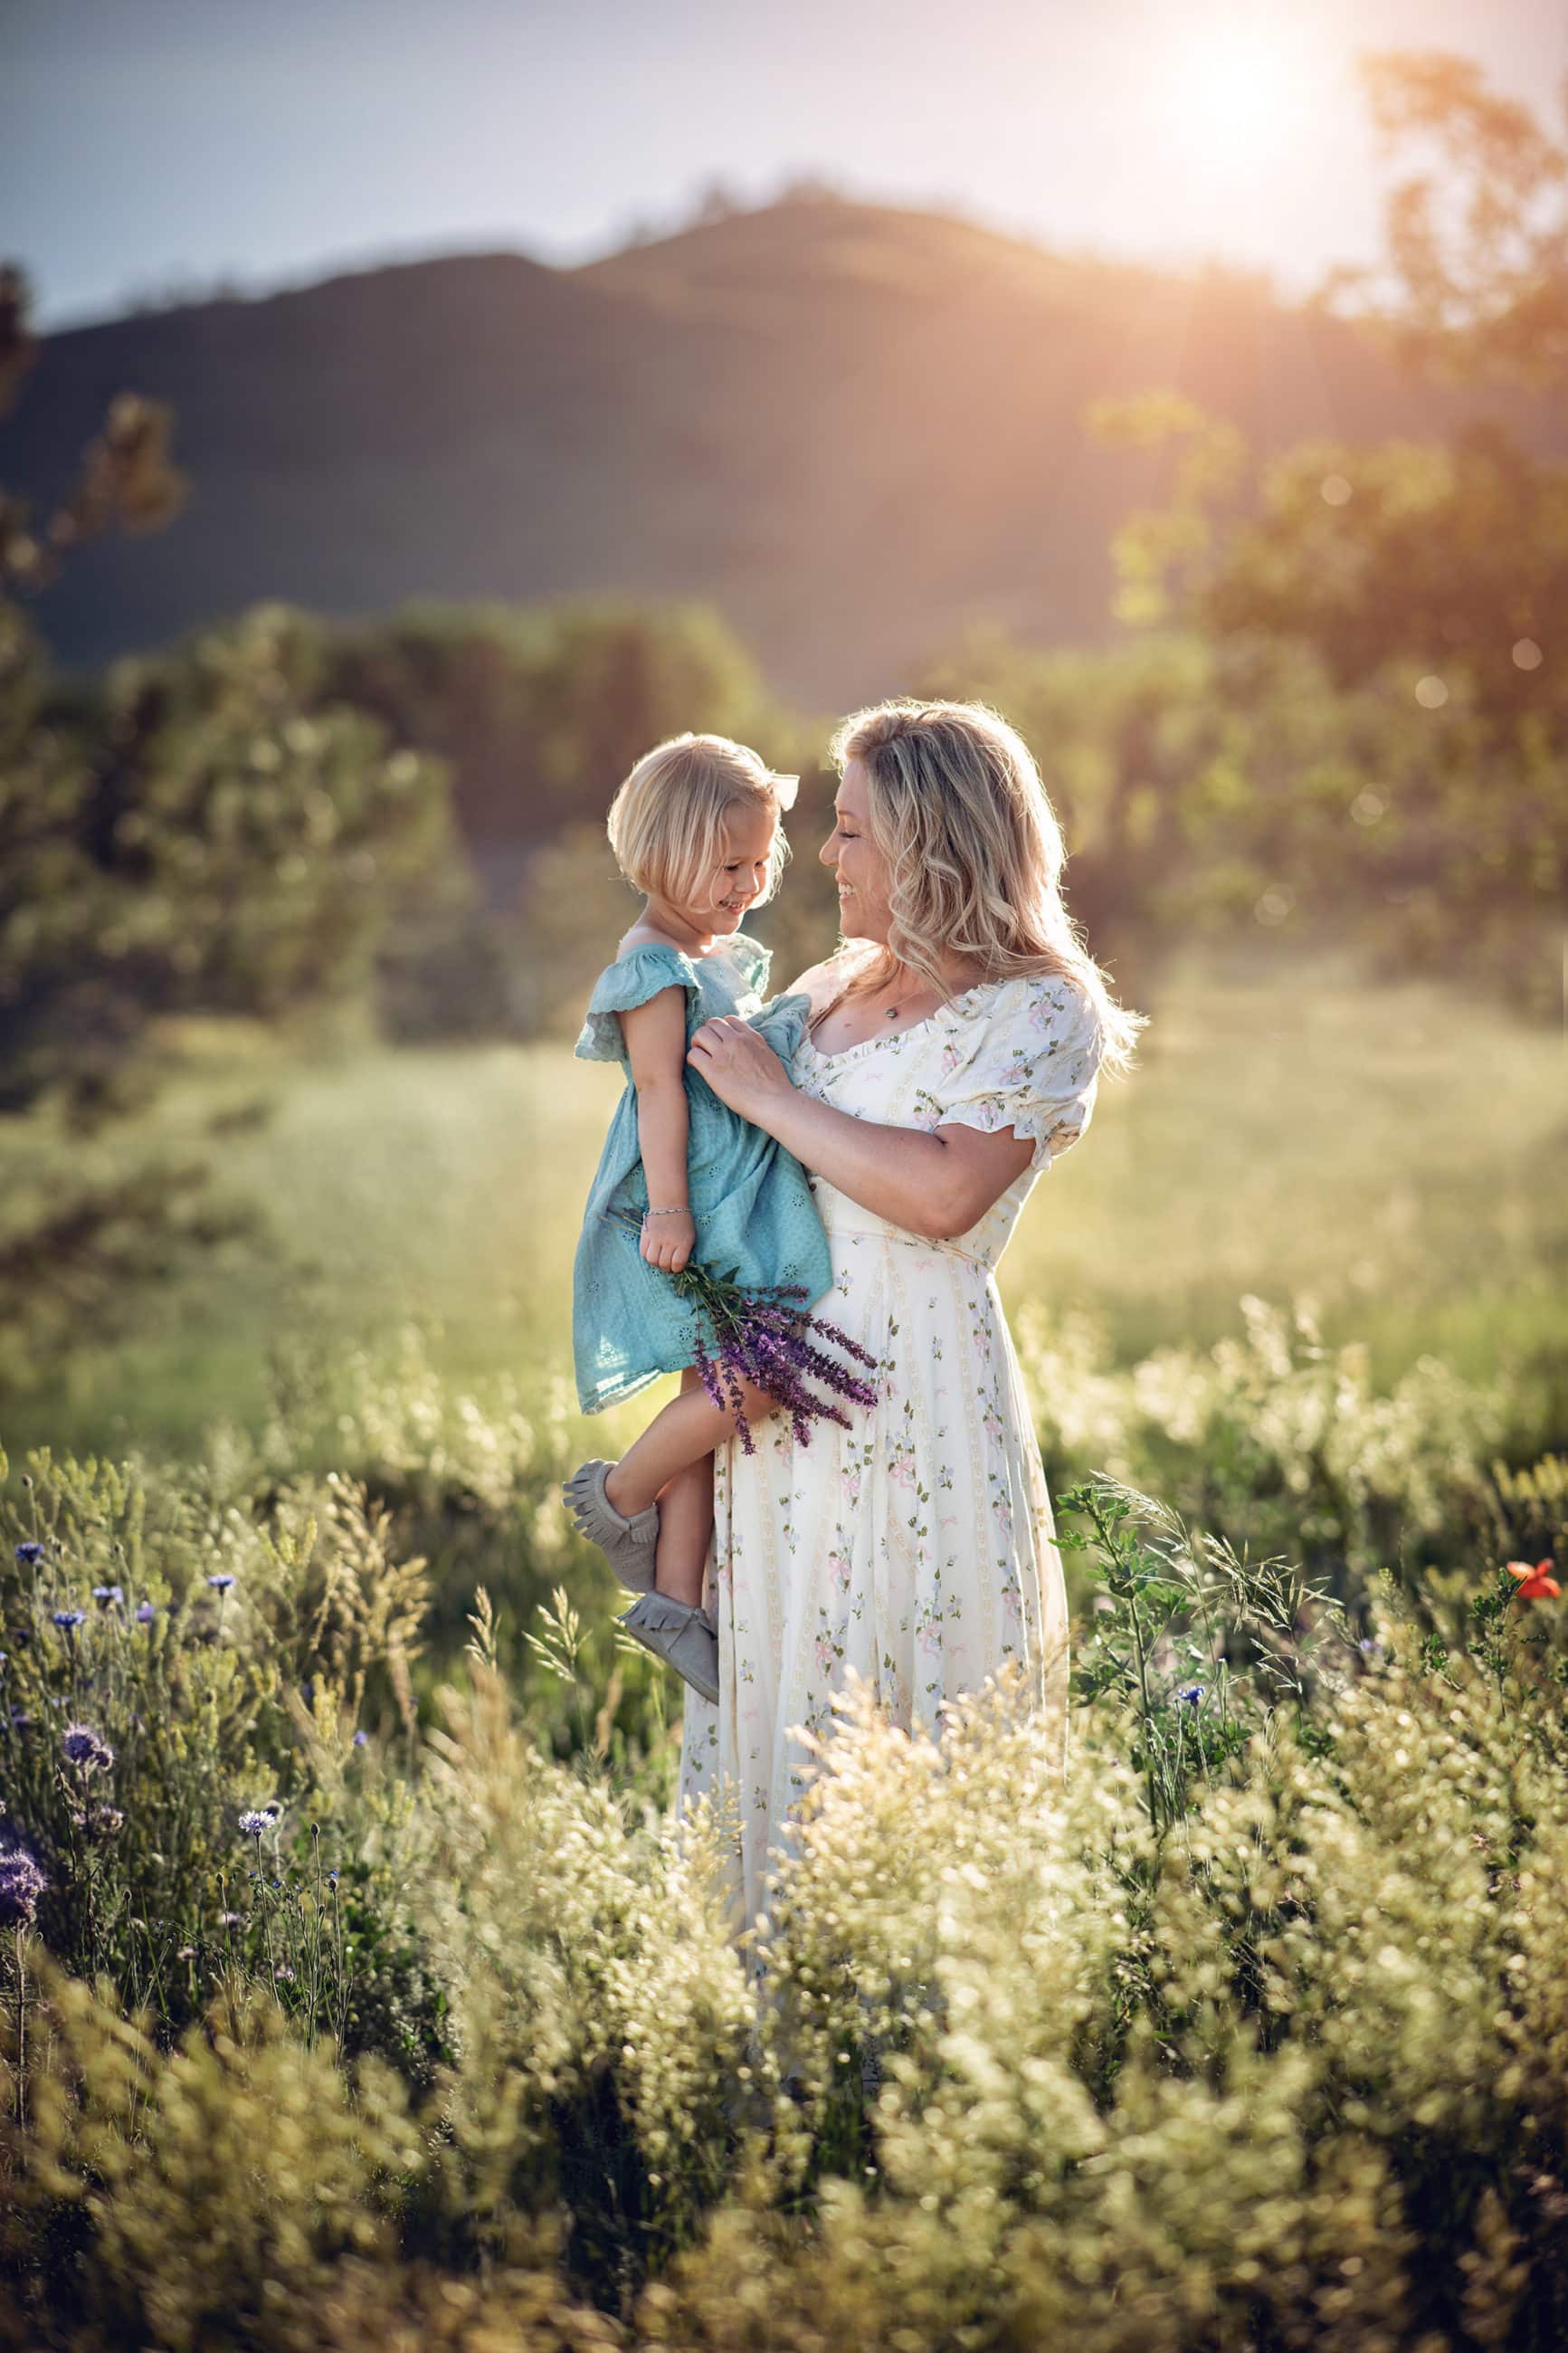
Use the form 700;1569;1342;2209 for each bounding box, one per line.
604;1370;776;1520
651;1374;716;1607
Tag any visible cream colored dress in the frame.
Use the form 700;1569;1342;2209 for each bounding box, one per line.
677;970;1103;1938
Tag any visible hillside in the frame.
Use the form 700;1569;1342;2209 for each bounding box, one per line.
10;196;1563;705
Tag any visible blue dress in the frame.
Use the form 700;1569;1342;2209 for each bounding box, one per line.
572;932;835;1415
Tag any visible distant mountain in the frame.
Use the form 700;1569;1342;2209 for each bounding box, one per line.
10;197;1564;706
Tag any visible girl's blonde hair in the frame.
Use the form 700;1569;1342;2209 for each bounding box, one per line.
829;698;1144;1075
606;732;796;910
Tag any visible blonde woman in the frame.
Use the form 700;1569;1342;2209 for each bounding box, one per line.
678;698;1142;1930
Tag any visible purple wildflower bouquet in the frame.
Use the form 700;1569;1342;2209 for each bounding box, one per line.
606;1206;878;1452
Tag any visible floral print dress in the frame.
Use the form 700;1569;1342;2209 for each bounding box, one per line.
678;969;1104;1936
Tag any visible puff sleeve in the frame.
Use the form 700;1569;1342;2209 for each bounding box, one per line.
574;943;698;1064
932;975;1103;1174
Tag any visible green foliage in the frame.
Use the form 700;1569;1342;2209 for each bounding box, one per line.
1343;50;1568;386
1018;1295;1516;1605
321;595;801;843
0;1443;451;2088
1058;1476;1352;1832
1;1363;1567;2344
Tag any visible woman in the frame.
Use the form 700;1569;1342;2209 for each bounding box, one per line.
678;698;1140;1932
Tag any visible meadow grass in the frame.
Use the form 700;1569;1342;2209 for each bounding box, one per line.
3;955;1560;1468
3;964;1568;2349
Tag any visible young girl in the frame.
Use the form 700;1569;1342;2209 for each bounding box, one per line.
565;732;837;1705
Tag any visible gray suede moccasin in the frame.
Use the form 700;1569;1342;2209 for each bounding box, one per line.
618;1591;720;1706
562;1459;660;1593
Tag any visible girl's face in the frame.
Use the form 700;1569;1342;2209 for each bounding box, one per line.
684;802;777;935
820;758;893;943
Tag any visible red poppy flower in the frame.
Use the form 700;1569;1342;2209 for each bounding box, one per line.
1506;1558;1561;1600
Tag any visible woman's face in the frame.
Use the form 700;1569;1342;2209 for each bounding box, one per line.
820;758;892;942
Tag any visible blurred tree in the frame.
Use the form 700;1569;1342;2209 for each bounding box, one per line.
0;263;186;599
1330;51;1568;386
1;604;458;1124
323;596;794;843
0;274;492;1389
1076;391;1568;1014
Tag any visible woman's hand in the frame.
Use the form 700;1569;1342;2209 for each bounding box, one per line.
687;1017;794;1122
641;1206;697;1272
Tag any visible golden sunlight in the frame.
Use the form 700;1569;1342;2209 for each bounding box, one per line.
1164;24;1311;169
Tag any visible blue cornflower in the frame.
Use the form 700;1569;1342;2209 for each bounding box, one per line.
328;1871;339;1888
9;1707;32;1730
0;1845;47;1928
135;1601;157;1624
62;1721;115;1772
237;1810;272;1842
92;1585;124;1608
14;1543;43;1567
353;1729;367;1748
206;1574;236;1593
1177;1683;1204;1708
52;1609;86;1633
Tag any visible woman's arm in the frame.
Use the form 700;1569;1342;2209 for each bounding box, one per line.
686;1017;1033;1243
620;986;698;1272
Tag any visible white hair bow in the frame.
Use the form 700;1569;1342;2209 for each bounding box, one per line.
770;771;800;811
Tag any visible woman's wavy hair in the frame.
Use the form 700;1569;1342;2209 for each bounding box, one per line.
829;697;1144;1074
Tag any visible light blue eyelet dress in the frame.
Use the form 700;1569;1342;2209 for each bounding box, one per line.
571;931;834;1415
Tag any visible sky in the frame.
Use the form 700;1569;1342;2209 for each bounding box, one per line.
5;0;1566;330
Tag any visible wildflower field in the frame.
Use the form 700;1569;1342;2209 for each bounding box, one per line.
2;963;1567;2353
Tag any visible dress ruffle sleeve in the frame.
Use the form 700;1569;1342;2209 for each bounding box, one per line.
931;975;1103;1173
574;943;699;1064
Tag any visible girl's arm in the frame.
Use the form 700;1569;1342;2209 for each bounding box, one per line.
620;986;698;1272
686;1017;1033;1243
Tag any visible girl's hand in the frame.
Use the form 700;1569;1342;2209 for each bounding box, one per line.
641;1207;697;1272
688;1017;793;1120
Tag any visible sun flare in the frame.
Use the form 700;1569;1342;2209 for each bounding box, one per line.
1166;25;1306;167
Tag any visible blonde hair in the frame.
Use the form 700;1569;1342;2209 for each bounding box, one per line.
606;732;795;910
829;697;1144;1075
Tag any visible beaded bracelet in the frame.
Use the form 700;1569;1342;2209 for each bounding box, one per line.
642;1206;690;1218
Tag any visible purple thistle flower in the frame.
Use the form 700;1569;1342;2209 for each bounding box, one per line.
0;1845;46;1929
14;1542;43;1567
62;1721;114;1771
90;1804;125;1838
